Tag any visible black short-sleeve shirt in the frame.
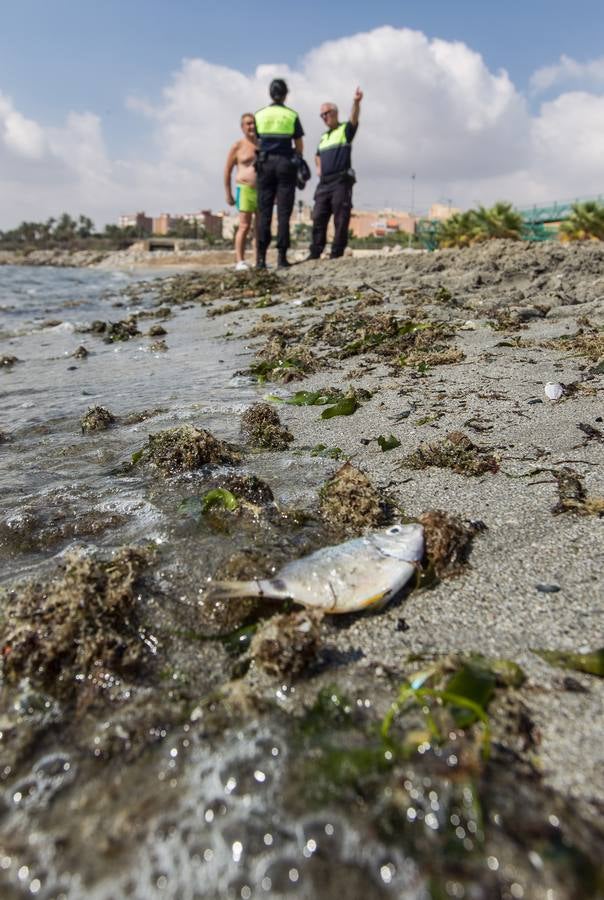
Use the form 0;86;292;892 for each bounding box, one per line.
317;121;357;178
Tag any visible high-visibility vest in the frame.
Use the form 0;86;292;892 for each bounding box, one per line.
255;104;298;139
318;122;349;155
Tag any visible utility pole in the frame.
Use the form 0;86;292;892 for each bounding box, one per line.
408;173;416;248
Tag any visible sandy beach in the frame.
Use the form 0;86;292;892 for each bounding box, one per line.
1;239;603;898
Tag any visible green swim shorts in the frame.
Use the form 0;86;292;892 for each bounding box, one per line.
236;183;257;213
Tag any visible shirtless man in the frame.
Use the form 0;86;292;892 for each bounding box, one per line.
224;113;258;270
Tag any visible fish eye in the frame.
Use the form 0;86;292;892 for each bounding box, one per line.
387;525;402;534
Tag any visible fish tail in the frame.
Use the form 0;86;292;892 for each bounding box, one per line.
208;579;265;601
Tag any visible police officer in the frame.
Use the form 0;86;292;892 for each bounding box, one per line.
308;87;363;260
255;79;304;269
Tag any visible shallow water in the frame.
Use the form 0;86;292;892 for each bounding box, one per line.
0;266;602;900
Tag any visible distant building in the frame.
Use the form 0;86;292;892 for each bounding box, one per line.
428;203;459;221
350;209;416;238
152;213;179;236
151;210;222;238
118;212;152;234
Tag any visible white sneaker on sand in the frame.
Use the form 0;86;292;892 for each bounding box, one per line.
235;261;249;271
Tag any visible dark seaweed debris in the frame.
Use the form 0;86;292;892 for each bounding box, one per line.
138;425;240;474
418;509;477;578
1;547;153;698
249;609;324;679
80;406;116;433
552;467;604;516
0;354;20;368
403;431;499;476
240;403;294;450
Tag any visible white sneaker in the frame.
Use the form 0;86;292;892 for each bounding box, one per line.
235;260;249;271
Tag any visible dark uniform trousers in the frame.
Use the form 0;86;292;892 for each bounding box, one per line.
310;177;353;259
257;155;297;256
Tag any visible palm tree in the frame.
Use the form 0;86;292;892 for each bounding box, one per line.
559;201;604;241
476;202;523;240
436;202;522;248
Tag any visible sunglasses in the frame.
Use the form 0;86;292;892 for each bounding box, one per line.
320;110;335;119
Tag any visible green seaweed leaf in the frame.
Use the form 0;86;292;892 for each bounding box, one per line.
533;648;604;677
444;663;496;727
377;434;401;452
131;448;144;465
201;488;239;513
288;390;342;406
310;443;344;459
321;397;359;419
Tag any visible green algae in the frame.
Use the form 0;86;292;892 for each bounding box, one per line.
310;443;344;459
377;434;401;451
202;488;239;512
534;648;604;677
321;396;359;419
268;388;343;406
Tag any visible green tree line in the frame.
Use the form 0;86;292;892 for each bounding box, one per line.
0;213;144;250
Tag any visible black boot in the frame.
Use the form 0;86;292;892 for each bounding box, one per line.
277;251;290;269
256;254;267;270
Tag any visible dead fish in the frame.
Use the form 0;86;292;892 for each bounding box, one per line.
210;523;424;613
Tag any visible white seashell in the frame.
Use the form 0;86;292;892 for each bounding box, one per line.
544;382;564;401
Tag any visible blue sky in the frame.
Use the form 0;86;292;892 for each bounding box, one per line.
1;1;604;226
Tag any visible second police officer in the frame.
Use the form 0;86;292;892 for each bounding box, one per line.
254;79;304;269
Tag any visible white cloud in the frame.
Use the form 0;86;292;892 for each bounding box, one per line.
2;28;604;229
0;91;45;159
530;54;604;94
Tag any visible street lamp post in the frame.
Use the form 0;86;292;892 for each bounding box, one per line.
408;173;416;248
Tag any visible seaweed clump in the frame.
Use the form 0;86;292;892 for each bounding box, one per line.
418;509;477;578
0;547;152;698
542;326;604;370
108;317;140;342
320;462;394;535
219;473;275;504
142;425;240;475
249;609;324;679
403;431;499;476
250;335;319;383
241;403;294;450
0;354;20;368
81;405;116;433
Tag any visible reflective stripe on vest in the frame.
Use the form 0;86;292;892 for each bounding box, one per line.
255;105;297;139
318;122;348;154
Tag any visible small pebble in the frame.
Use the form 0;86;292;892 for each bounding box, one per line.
562;676;589;693
527;398;542;405
535;583;561;593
